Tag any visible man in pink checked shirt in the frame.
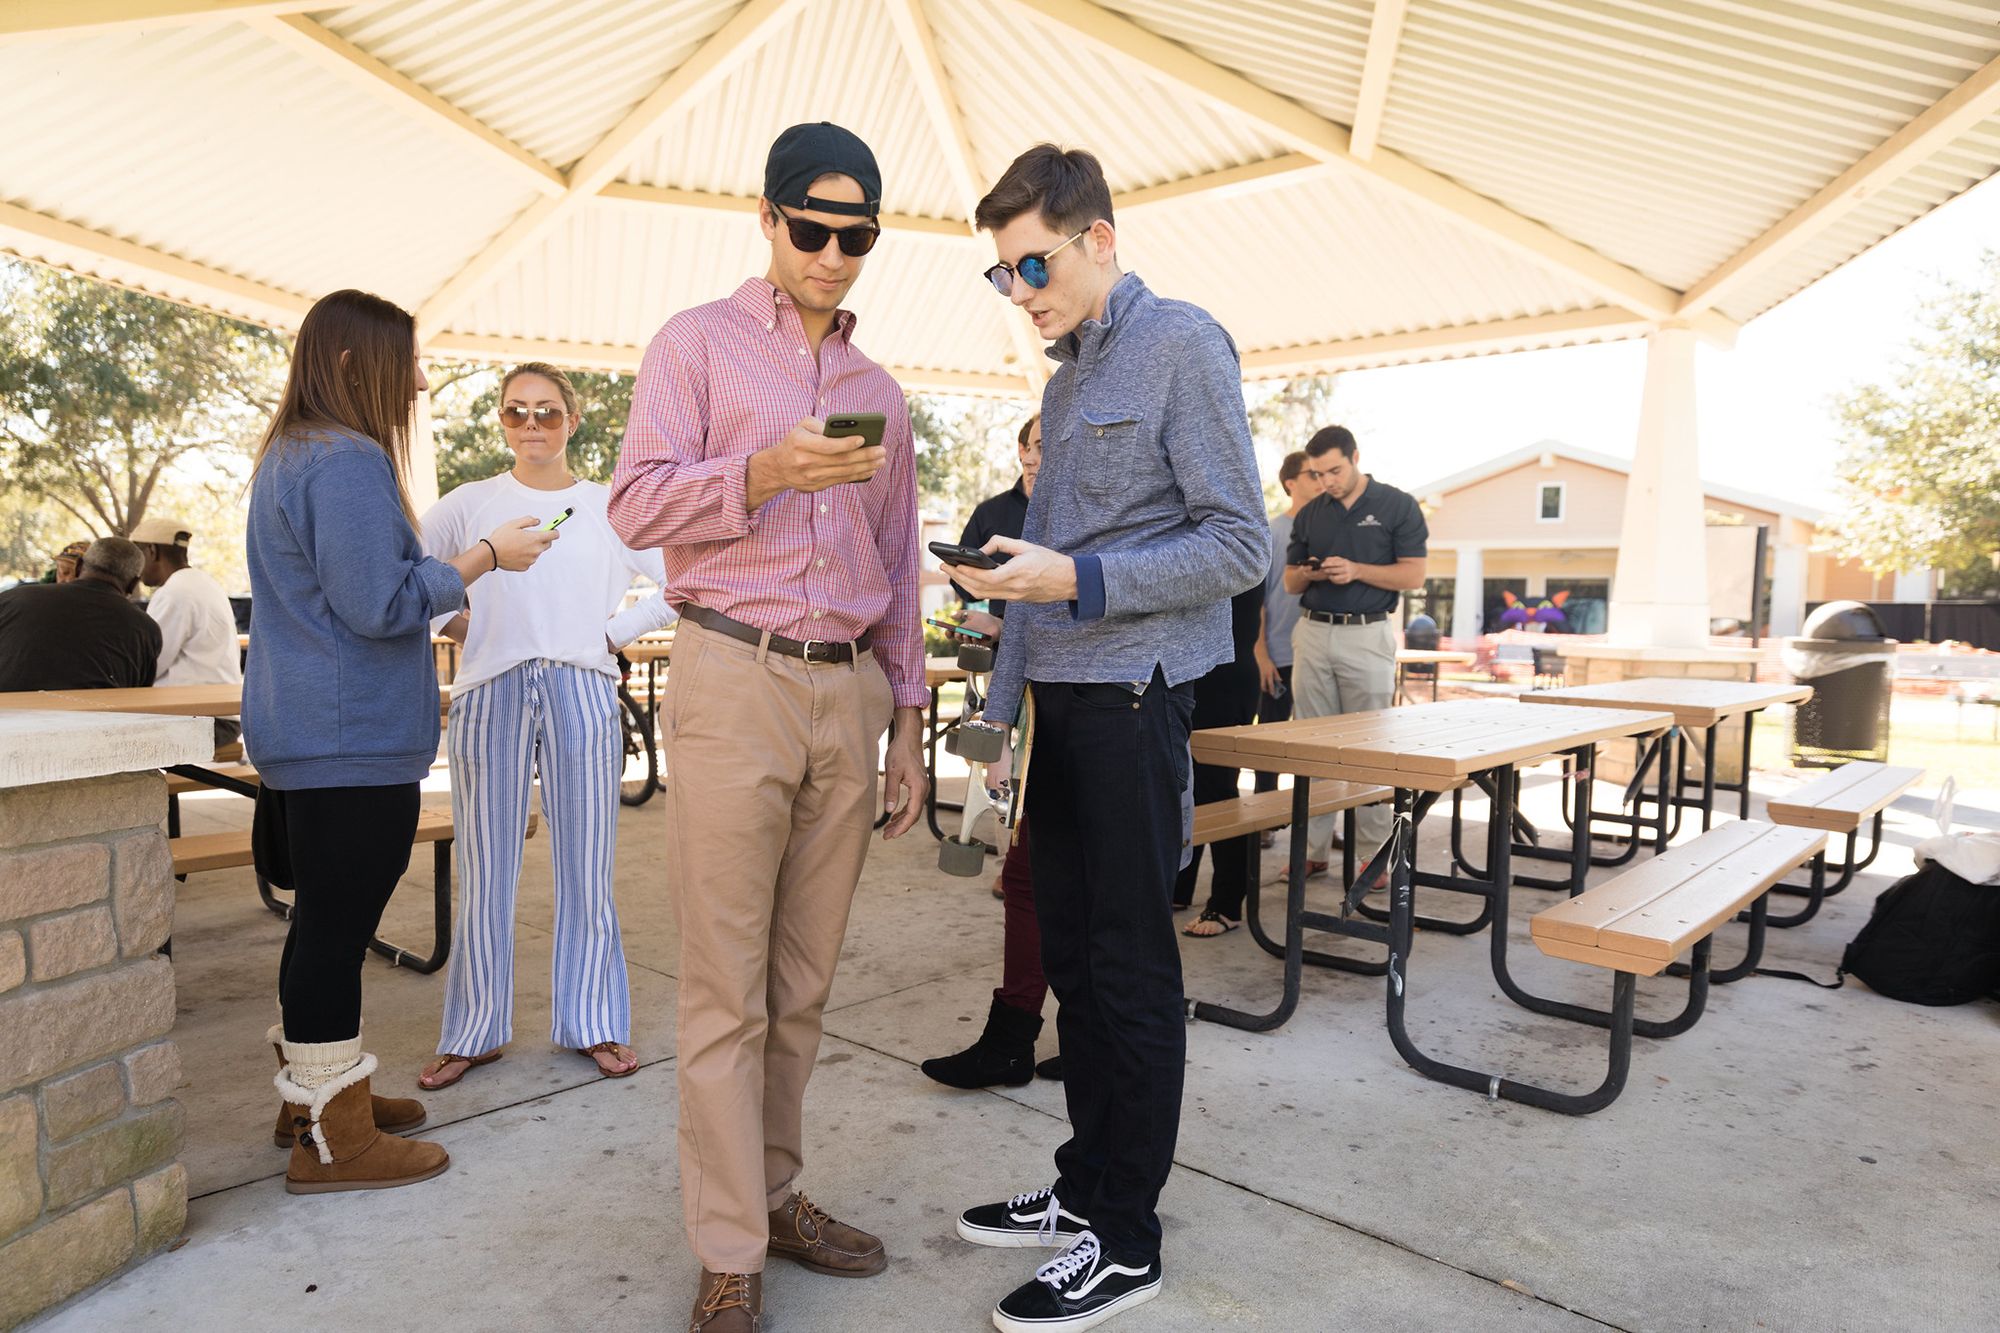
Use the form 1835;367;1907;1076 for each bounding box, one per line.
606;122;927;1333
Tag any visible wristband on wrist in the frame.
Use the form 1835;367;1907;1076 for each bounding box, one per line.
479;538;499;571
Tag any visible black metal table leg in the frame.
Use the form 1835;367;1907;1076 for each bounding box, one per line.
1382;782;1641;1115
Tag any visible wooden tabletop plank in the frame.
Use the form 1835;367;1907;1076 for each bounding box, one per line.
1522;678;1812;728
1194;700;1669;780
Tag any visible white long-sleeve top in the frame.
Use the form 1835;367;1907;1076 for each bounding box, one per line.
147;565;243;688
420;473;677;698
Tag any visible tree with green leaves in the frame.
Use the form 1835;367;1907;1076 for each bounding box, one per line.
0;259;284;540
1825;253;2000;598
909;394;1034;525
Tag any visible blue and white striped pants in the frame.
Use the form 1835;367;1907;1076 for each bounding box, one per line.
438;658;631;1054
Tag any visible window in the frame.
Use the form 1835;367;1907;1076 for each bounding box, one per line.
1537;482;1565;522
1543;579;1609;635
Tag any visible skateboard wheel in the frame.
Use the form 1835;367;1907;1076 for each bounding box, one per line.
956;643;994;673
954;724;1006;764
938;836;988;877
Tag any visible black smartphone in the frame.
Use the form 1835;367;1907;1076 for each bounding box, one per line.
928;540;1000;570
825;412;886;450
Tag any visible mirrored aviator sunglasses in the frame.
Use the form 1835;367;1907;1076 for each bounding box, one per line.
775;204;880;258
499;405;565;428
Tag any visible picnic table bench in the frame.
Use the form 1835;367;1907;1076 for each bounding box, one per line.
1504;820;1826;1113
1760;761;1925;925
169;807;538;974
1185;781;1392;1031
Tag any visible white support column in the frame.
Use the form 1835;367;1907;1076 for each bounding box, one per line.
409;384;440;515
1769;542;1808;637
1608;326;1710;647
1451;545;1483;643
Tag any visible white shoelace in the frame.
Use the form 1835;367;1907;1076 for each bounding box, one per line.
1006;1186;1065;1244
1035;1231;1101;1290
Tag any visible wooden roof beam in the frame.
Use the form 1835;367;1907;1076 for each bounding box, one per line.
1349;0;1409;162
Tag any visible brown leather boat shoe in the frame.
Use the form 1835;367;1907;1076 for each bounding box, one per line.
766;1192;887;1277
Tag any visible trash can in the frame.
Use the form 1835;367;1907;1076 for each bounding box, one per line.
1785;600;1897;767
1402;614;1440;695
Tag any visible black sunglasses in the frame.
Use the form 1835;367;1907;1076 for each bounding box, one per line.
772;203;881;258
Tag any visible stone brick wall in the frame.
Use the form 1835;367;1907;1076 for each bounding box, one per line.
0;771;186;1329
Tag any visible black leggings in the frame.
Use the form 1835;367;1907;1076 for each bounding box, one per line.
254;783;420;1044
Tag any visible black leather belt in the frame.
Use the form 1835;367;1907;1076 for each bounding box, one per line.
1304;610;1388;625
680;604;871;663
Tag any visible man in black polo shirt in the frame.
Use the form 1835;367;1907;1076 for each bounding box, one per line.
0;537;161;692
1285;426;1428;878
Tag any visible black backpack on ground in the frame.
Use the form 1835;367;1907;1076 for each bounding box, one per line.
1840;862;2000;1006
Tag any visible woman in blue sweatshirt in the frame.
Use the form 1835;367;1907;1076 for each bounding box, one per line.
244;289;556;1195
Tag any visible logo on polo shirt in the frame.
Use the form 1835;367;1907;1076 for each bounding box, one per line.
1356;514;1383;527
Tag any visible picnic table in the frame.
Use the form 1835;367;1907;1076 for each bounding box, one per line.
1393;648;1476;704
0;682;457;969
1520;678;1812;859
1190;698;1672;1107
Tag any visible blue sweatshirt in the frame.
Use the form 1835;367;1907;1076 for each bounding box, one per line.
243;428;465;788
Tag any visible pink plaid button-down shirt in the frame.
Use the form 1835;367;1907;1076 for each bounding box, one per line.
607;278;926;707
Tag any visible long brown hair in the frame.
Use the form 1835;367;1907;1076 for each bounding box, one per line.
255;289;421;523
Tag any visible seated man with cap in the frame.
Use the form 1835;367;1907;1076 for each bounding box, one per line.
133;516;244;748
0;537;161;692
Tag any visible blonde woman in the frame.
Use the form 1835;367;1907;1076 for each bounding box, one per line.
417;363;675;1090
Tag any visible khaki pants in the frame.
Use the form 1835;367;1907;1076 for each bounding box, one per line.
661;618;894;1273
1290;617;1397;861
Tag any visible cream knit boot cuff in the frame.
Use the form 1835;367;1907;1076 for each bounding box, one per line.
278;1036;363;1092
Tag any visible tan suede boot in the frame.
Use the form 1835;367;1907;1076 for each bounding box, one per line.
689;1271;761;1333
269;1027;425;1148
277;1054;450;1195
766;1192;887;1277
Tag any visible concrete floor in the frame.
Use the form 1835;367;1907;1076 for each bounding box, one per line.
33;755;2000;1332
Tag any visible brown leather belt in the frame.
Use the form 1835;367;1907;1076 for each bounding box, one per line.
680;604;871;664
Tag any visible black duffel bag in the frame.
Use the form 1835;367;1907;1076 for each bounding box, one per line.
1841;861;2000;1005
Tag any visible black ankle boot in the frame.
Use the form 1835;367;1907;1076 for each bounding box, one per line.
921;998;1041;1089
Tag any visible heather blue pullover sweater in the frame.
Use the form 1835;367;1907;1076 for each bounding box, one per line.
983;273;1269;725
244;429;464;788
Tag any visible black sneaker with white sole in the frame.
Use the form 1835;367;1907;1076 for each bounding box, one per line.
991;1230;1161;1332
957;1185;1090;1249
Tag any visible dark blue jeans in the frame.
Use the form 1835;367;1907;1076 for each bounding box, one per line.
1027;671;1195;1265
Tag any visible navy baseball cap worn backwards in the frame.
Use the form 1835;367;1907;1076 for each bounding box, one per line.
764;122;881;218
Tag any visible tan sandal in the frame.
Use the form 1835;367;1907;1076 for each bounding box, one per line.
578;1041;639;1078
418;1050;501;1090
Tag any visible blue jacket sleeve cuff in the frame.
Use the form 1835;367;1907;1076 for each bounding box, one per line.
1071;554;1106;621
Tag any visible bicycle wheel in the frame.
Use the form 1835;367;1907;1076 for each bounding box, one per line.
618;686;659;806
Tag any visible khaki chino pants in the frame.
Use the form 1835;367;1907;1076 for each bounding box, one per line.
661;618;894;1273
1290;616;1398;861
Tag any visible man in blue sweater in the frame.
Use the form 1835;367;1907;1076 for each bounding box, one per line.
944;144;1268;1333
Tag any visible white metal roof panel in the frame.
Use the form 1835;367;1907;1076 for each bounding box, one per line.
621;0;963;222
314;0;748;173
934;0;1290;194
1377;0;2000;297
1097;0;1374;128
447;200;1010;374
0;19;533;311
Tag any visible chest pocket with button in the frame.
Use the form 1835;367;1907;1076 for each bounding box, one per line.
1074;406;1144;498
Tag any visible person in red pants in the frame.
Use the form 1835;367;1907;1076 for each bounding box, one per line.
922;417;1062;1089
